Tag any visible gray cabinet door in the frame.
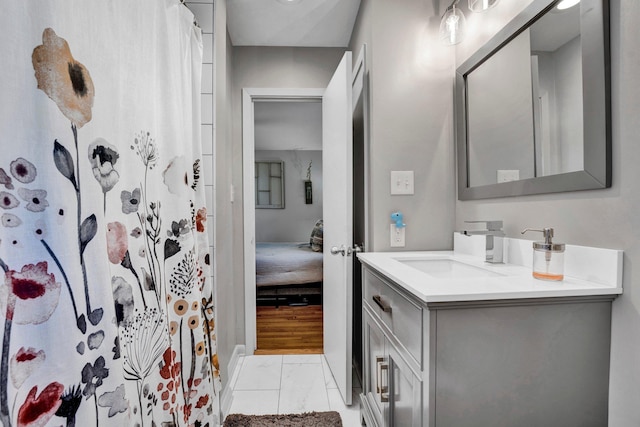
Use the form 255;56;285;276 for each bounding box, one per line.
363;306;423;427
433;302;611;427
388;344;422;427
363;308;387;427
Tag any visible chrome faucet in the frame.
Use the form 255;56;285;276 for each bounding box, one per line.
461;220;505;264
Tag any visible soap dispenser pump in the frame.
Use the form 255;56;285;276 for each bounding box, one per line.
521;228;565;281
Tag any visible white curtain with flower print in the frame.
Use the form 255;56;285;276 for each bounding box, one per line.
0;1;220;426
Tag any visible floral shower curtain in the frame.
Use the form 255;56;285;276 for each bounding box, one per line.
0;1;220;426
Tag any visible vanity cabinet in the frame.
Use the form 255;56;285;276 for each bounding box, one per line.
360;266;614;427
362;308;422;427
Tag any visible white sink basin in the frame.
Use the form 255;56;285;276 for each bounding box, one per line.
395;258;504;279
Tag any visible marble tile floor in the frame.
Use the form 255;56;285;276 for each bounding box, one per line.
226;354;363;426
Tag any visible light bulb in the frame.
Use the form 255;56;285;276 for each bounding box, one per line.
440;6;466;45
446;15;460;44
468;0;499;12
556;0;580;10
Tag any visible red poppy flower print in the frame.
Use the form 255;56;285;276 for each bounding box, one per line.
106;222;128;264
1;262;61;325
17;382;64;427
195;394;209;409
10;347;46;388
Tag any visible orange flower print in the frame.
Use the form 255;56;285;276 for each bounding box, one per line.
32;28;94;128
187;315;199;330
173;299;188;316
196;207;206;232
169;321;179;336
195;341;205;356
212;353;219;371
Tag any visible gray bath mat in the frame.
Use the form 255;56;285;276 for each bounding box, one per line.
223;411;343;426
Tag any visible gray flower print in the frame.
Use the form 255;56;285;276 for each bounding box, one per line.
17;188;49;212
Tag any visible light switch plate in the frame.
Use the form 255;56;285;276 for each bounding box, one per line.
390;171;414;195
390;225;406;247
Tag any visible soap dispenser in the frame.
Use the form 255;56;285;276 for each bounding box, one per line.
521;228;565;281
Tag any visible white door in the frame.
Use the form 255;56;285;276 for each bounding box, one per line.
323;51;353;405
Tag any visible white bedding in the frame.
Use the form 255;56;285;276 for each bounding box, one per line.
256;242;323;287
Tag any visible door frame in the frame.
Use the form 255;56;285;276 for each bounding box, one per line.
242;88;325;354
351;44;370;384
352;45;370;250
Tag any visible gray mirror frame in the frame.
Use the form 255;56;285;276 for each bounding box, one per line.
456;0;611;200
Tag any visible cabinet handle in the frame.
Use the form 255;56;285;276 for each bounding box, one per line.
376;356;389;403
372;295;392;313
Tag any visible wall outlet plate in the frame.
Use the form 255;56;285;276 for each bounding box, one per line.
497;169;520;183
390;171;414;195
390;224;406;247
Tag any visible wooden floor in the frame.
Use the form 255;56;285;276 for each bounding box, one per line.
255;305;323;355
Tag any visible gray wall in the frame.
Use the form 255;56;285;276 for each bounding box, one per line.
254;150;323;242
453;1;640;425
210;0;239;389
349;0;456;252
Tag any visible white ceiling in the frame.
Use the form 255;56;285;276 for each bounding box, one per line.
227;0;362;47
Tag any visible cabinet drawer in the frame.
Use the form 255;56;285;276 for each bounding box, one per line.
364;269;423;366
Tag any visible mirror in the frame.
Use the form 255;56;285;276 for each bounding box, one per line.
255;160;285;208
456;0;610;200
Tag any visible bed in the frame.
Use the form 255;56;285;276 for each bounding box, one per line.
255;242;323;306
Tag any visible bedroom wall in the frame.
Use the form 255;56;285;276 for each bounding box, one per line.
255;149;323;242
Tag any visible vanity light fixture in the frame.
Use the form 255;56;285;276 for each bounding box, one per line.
440;0;466;45
556;0;580;10
468;0;499;12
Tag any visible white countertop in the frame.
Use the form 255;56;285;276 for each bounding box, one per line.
357;247;623;304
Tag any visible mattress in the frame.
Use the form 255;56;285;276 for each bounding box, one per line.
256;242;323;287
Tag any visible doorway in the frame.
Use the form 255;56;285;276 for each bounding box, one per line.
242;48;368;405
242;88;325;355
253;99;325;354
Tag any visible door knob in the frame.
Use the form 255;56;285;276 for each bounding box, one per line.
331;244;364;256
330;245;347;256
